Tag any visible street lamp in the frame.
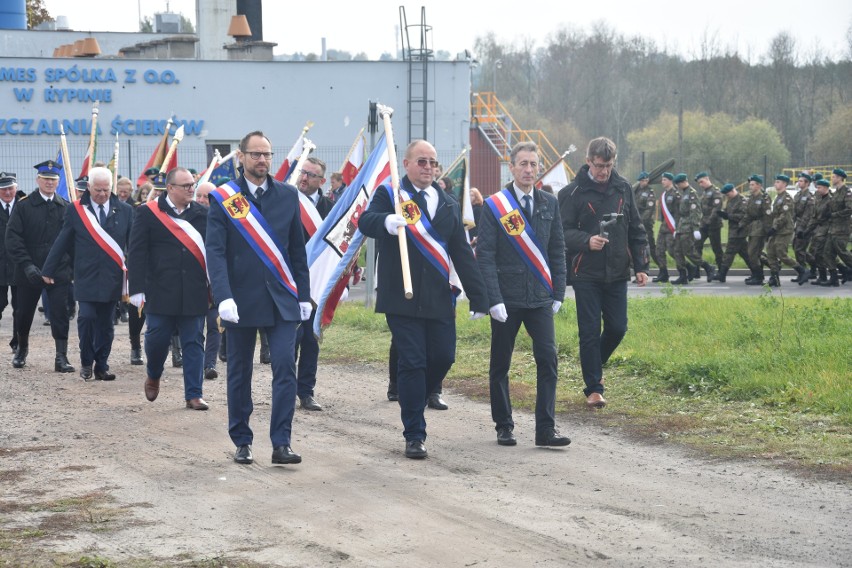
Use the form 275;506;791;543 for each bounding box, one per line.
493;59;502;96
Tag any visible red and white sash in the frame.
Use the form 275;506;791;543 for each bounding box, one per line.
298;192;323;238
144;200;208;280
74;200;128;295
660;190;676;232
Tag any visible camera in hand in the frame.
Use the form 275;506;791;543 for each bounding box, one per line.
599;212;624;239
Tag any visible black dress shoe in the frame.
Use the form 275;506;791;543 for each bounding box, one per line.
271;445;302;464
405;440;427;459
299;396;323;411
535;428;571;447
497;427;517;446
427;393;448;410
80;366;93;381
95;370;116;381
204;367;218;380
130;348;144;365
234;445;253;464
387;382;398;401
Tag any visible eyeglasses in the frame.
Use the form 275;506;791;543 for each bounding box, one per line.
169;183;195;191
246;151;274;161
300;171;323;179
590;161;615;171
415;158;440;169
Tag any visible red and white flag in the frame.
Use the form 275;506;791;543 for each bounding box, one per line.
340;129;366;185
274;123;313;182
535;158;571;195
136;120;173;186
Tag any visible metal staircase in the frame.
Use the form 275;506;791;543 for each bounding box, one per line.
471;92;562;169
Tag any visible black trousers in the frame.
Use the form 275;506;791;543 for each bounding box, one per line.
0;285;18;348
16;283;70;341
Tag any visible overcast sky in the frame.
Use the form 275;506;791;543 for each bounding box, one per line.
44;0;852;62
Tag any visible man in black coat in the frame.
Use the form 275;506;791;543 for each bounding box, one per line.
559;137;649;409
5;160;74;372
359;139;489;460
293;156;334;411
42;167;133;381
0;172;23;353
207;130;312;466
127;168;210;411
476;142;569;448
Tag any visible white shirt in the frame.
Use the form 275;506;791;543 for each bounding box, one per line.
513;183;534;217
39;191;54;202
412;183;438;218
245;178;268;198
165;194;187;215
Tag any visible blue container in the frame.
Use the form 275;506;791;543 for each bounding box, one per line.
0;0;28;30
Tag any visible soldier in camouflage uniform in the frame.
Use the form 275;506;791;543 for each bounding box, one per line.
652;172;677;283
634;171;658;268
805;179;832;285
716;184;749;282
695;172;724;273
765;175;808;286
791;172;815;281
671;174;715;284
821;168;852;286
743;175;772;285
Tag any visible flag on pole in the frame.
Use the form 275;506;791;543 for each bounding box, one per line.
443;149;474;228
274;123;313;182
309;134;392;339
136;125;171;186
209;151;238;185
78;124;98;180
54;149;70;201
535;154;573;195
340;129;366;185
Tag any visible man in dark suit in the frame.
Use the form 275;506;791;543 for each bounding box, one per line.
359;139;489;459
5;160;74;372
476;142;570;448
127;168;210;410
42;167;133;381
206;130;312;466
293;156;334;411
0;172;23;353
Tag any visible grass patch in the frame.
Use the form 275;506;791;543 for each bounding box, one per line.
320;295;852;476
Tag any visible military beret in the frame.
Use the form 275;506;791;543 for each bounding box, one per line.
832;168;847;178
637;171;649;181
673;173;688;184
144;167;160;176
694;171;709;181
0;172;17;189
211;177;230;187
798;172;813;182
721;183;735;193
775;174;790;183
34;159;62;179
816;179;830;187
188;168;198;175
748;174;764;185
151;172;167;190
74;176;89;191
813;173;823;181
662;172;674;181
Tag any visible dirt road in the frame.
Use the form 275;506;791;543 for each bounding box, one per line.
1;326;850;567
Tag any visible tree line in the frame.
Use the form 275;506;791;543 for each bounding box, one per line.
474;22;852;181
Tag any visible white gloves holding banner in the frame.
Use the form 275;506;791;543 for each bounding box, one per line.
129;293;145;308
693;230;702;240
469;312;486;320
552;300;562;315
299;302;313;321
384;214;407;235
489;303;508;323
219;298;239;323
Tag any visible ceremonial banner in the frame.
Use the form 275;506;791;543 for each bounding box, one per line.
309;135;392;338
135;120;176;187
341;130;366;185
535;159;571;195
443;149;474;229
54;149;70;201
274;125;312;182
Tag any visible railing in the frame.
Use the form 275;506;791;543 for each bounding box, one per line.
470;92;562;169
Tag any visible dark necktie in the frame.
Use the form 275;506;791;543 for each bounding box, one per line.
4;204;9;216
413;190;427;216
521;194;532;220
98;205;107;226
255;187;264;200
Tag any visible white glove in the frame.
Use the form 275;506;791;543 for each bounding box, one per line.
384;214;407;235
219;298;240;323
299;302;313;321
129;293;145;308
469;311;486;320
489;303;508;323
693;230;702;240
552;300;562;315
